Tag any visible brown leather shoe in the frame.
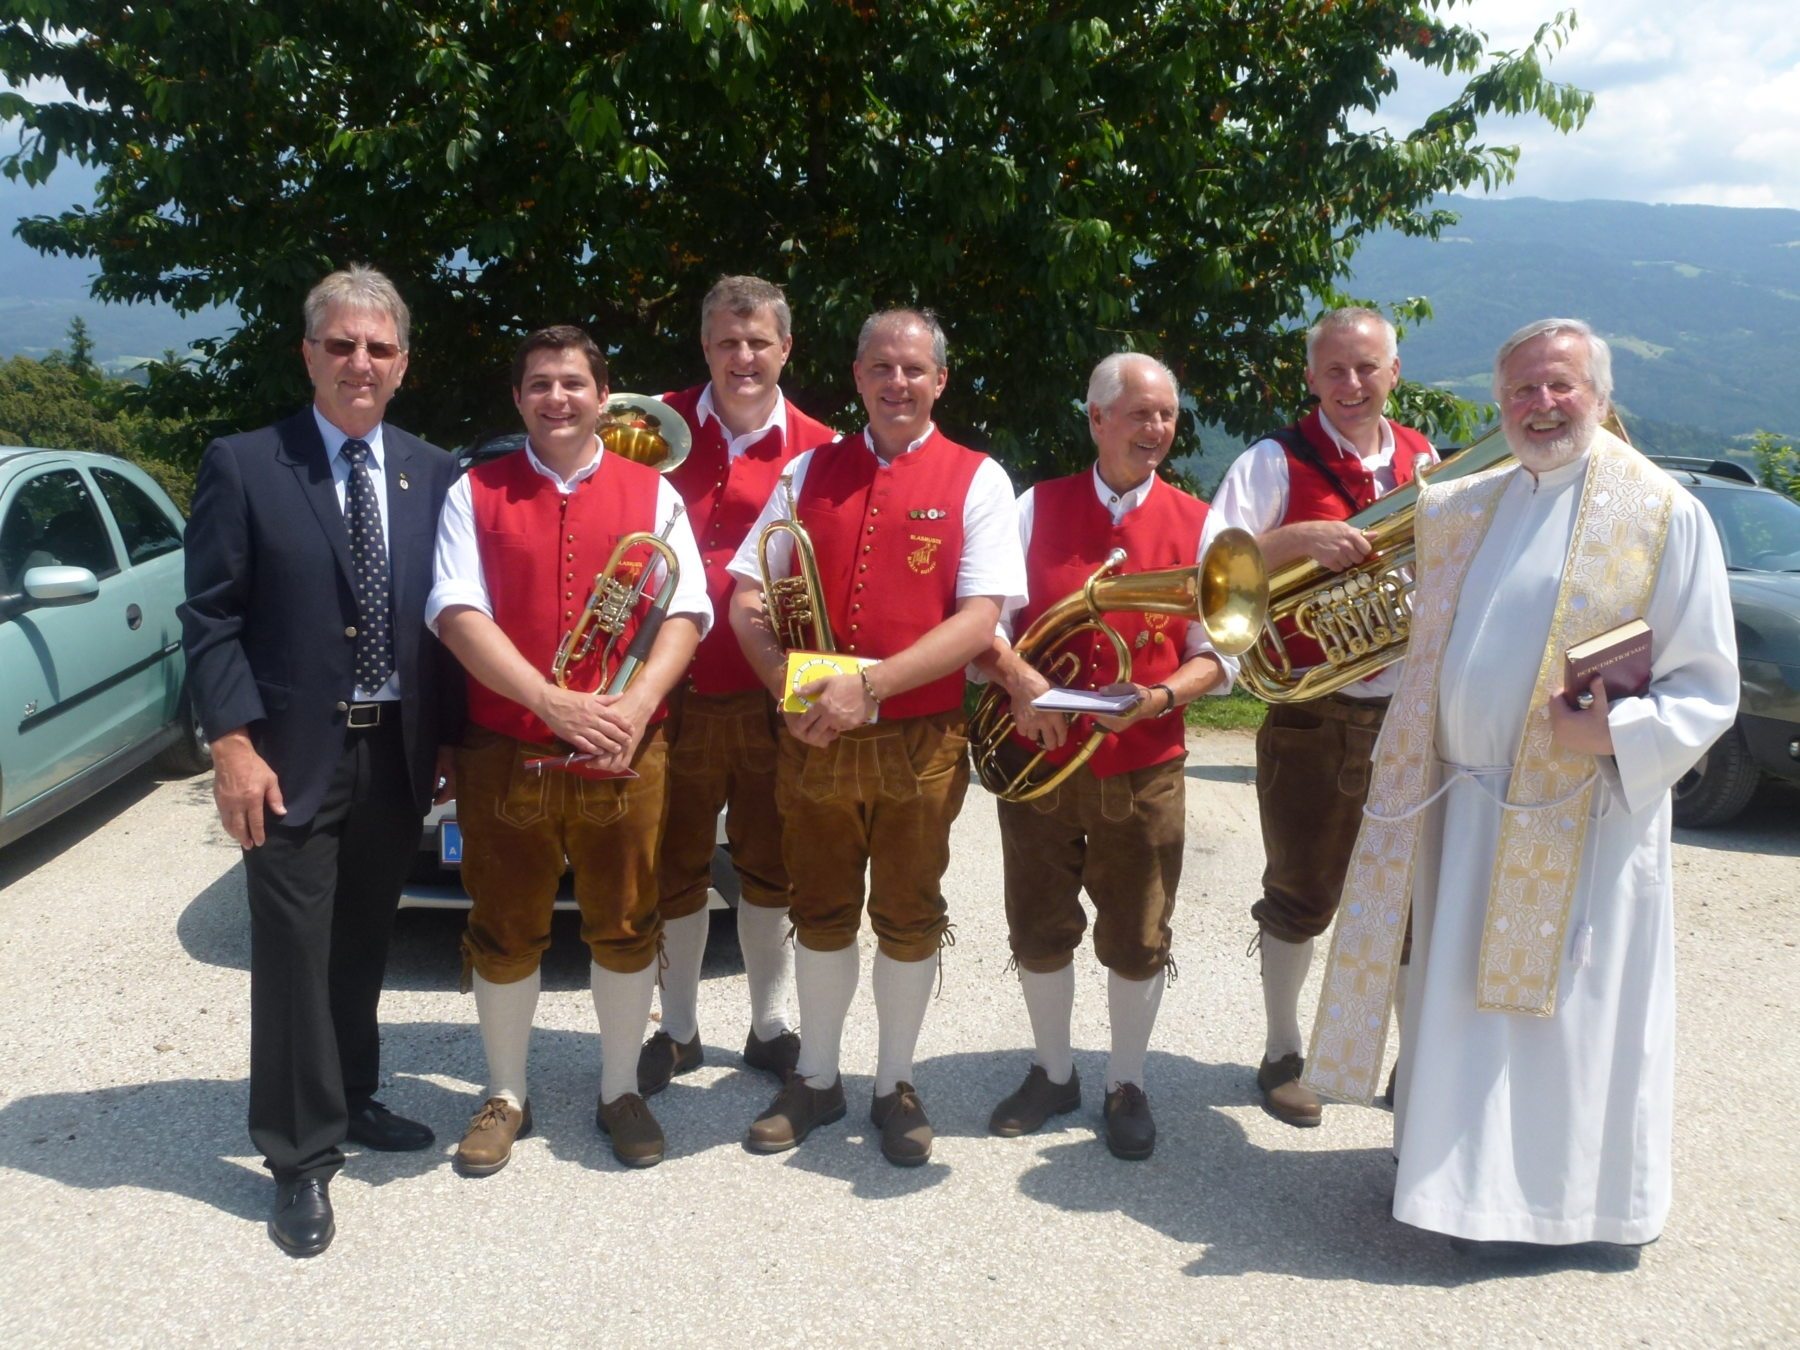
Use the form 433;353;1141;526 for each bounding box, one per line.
637;1029;704;1098
746;1074;847;1153
743;1028;802;1082
1258;1053;1322;1127
870;1083;933;1167
989;1064;1082;1137
454;1096;532;1177
596;1091;666;1168
1103;1083;1156;1160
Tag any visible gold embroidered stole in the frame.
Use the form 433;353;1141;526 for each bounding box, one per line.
1303;431;1673;1104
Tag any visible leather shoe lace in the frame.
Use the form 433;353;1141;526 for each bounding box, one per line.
597;1092;666;1168
268;1177;334;1257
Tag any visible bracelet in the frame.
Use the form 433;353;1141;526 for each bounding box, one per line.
859;666;882;719
1151;683;1178;718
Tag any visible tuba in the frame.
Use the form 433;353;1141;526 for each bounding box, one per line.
599;393;692;474
755;472;835;653
1236;413;1630;703
552;504;686;696
969;528;1268;802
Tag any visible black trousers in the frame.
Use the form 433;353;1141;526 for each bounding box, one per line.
243;716;419;1182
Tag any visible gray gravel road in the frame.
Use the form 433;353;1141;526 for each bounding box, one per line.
1;731;1796;1347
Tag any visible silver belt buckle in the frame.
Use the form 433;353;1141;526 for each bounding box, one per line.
346;702;382;728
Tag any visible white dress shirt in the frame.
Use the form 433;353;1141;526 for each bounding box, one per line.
314;407;400;703
726;424;1027;606
426;440;711;640
695;383;790;461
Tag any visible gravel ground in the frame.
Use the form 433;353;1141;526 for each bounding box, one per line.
0;730;1796;1347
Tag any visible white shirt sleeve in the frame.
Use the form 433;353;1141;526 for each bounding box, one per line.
995;485;1036;641
1208;439;1290;536
426;474;486;632
726;450;813;586
958;457;1027;604
656;476;713;638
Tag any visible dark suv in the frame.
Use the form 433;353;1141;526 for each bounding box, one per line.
1653;459;1800;827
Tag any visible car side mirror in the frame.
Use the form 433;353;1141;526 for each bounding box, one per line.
22;565;100;605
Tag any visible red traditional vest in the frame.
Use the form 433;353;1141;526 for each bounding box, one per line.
466;448;665;744
663;385;838;695
1275;409;1432;672
1011;473;1208;778
792;429;985;720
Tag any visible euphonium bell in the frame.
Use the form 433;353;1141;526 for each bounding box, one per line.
599;393;692;474
969;528;1268;803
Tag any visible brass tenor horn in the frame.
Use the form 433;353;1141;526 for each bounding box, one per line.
1236;413;1629;703
599;393;692;474
756;472;835;652
552;505;685;694
969;527;1268;803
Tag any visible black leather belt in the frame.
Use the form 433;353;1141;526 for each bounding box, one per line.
345;702;387;728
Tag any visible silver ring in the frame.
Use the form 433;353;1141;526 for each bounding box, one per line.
1576;690;1596;711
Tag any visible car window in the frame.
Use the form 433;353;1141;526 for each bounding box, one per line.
93;467;183;565
0;468;121;597
1692;485;1800;571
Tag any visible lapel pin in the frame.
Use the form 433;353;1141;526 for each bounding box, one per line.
398;472;411;490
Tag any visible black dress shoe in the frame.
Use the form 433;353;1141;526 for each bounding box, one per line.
269;1178;334;1257
345;1100;436;1152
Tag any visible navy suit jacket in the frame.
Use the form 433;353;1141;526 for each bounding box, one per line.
180;408;463;826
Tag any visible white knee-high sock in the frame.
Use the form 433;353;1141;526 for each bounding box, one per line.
473;968;540;1107
793;943;859;1088
657;910;708;1044
872;952;938;1097
592;961;657;1106
1019;965;1076;1085
737;902;795;1040
1106;968;1165;1091
1261;935;1314;1060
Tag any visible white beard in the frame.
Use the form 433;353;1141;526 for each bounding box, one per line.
1506;408;1600;474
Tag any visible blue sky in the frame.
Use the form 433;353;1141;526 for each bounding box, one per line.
1370;0;1800;210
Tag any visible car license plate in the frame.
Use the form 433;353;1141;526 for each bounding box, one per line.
438;819;463;866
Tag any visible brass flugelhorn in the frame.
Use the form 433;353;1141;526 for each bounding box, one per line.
552;504;685;694
599;393;692;474
755;472;835;652
969;528;1268;803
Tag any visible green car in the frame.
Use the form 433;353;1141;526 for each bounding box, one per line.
0;448;210;849
1654;459;1800;827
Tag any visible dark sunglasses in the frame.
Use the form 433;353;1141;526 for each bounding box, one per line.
311;336;402;360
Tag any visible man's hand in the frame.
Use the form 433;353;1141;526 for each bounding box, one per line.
1092;681;1157;734
1547;677;1615;756
1293;520;1376;572
794;671;873;744
433;745;456;805
532;683;632;757
588;686;655;772
211;729;285;848
1007;662;1070;751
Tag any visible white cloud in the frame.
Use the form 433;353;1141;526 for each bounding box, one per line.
1363;0;1800;209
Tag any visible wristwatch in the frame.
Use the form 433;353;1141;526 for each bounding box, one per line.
1151;682;1177;718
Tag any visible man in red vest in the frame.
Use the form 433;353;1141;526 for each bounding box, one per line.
427;326;710;1174
975;353;1234;1160
726;308;1025;1166
1211;307;1438;1127
639;276;839;1099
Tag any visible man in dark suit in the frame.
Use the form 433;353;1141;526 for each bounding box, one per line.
181;265;460;1257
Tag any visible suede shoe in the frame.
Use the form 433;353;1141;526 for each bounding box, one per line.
454;1096;532;1177
746;1075;847;1153
1103;1083;1156;1160
597;1092;666;1168
637;1030;705;1098
268;1178;334;1257
1257;1053;1322;1127
742;1027;803;1082
345;1099;435;1152
871;1083;933;1167
989;1064;1082;1137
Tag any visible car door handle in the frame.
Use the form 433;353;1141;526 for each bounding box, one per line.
126;603;142;630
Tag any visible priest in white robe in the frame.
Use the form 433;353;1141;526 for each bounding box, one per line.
1304;318;1738;1246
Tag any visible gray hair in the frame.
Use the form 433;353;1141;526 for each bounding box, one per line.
303;265;411;348
1304;306;1396;367
855;308;948;369
701;274;792;342
1492;317;1614;404
1086;352;1180;413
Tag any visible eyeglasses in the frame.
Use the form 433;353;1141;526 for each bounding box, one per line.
1503;380;1584;405
310;336;402;360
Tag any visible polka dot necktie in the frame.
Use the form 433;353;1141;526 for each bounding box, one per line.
340;438;395;690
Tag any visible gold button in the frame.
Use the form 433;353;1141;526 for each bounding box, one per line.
850;622;859;631
852;603;861;612
865;526;875;535
870;507;880;516
566;553;574;561
859;563;868;572
862;545;871;554
854;582;864;592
